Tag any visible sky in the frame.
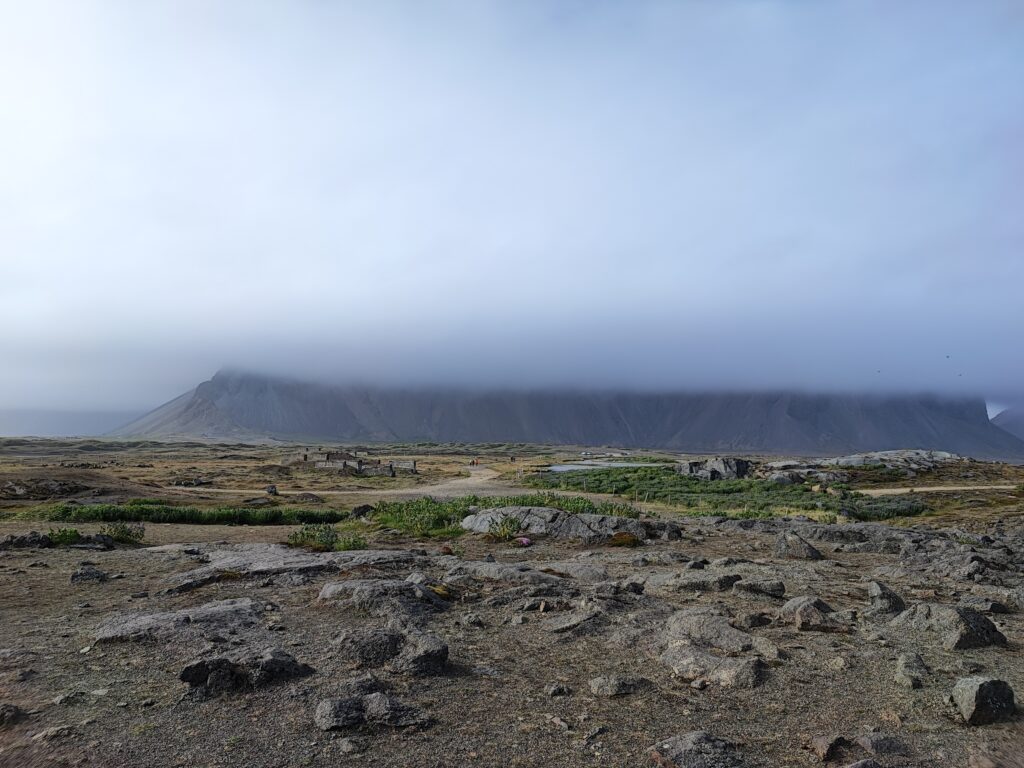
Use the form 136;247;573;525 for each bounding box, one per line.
1;0;1022;422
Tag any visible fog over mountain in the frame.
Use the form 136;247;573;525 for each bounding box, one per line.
1;2;1022;431
108;370;1024;460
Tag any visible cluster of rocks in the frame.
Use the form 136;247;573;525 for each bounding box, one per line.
762;449;964;484
0;530;114;551
0;478;87;499
676;458;753;480
3;498;1022;765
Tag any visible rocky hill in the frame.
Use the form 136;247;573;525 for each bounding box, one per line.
111;371;1024;459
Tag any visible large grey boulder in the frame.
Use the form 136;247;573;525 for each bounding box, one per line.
649;731;745;767
460;507;647;544
659;646;765;689
665;609;767;655
951;676;1016;725
677;458;753;481
889;603;1006;650
865;581;905;617
778;596;850;633
775;531;823;560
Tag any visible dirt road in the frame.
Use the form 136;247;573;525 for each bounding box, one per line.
859;484;1017;496
165;466;519;501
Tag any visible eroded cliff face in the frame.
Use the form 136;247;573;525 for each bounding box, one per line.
112;370;1024;459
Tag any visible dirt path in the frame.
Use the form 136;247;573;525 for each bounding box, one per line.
164;466;519;501
860;484;1017;496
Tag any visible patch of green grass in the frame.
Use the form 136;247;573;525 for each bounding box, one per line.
372;493;640;538
525;466;929;521
286;524;368;552
287;523;338;551
487;516;524;541
336;534;368;551
26;502;347;526
47;527;82;545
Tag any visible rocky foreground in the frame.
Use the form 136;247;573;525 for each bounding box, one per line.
1;509;1023;767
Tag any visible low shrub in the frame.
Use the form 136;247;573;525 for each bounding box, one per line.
287;523;339;551
336;534;368;551
98;521;146;544
526;466;931;520
48;527;82;546
487;516;524;541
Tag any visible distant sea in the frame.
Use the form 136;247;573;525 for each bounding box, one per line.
0;410;143;437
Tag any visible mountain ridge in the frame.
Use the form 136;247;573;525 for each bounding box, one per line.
993;407;1024;443
110;371;1024;460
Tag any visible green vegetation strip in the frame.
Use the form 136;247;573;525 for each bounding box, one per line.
525;466;929;521
373;493;638;538
24;501;346;526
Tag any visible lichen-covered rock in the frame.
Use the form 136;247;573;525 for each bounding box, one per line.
894;652;927;689
659;646;765;689
732;579;785;599
778;596;850;632
864;581;905;617
649;730;745;767
951;676;1016;725
665;609;760;654
95;598;262;643
161;544;420;593
588;675;649;697
390;631;448;675
444;561;565;587
775;531;822;560
889;603;1006;650
318;579;449;617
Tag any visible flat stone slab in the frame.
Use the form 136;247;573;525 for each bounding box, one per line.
154;543;421;593
95;598;262;643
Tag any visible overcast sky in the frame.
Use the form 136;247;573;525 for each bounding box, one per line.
1;0;1022;414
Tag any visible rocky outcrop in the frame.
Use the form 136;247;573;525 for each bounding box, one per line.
156;543;421;593
677;458;752;480
94;598;262;643
461;507;648;544
889;603;1006;650
179;647;313;696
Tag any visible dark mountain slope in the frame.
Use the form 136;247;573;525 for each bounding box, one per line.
993;407;1024;442
110;371;1024;459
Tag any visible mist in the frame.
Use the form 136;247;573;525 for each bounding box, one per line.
2;1;1023;417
